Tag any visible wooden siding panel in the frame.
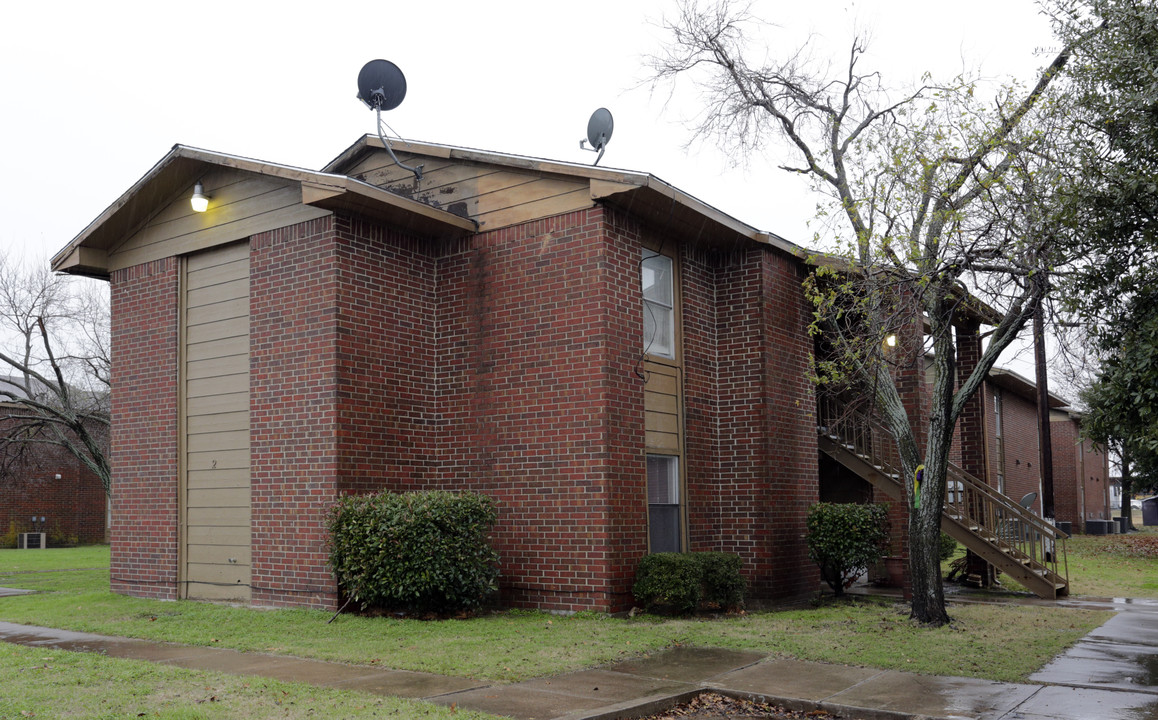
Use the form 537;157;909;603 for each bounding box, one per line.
186;391;247;416
109;171;328;272
187;411;248;434
182;241;250;603
353;148;596;230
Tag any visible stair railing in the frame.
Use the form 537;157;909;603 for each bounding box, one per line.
817;395;1069;591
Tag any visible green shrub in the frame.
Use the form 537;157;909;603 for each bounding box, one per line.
0;521;19;549
806;502;890;597
939;531;959;562
327;490;499;614
633;552;746;613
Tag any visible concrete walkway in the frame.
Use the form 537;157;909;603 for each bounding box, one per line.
3;597;1158;720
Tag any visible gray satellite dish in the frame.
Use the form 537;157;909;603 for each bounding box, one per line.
579;108;614;166
1018;492;1038;509
357;59;407;111
356;59;422;180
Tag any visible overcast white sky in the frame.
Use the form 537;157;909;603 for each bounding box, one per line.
0;0;1060;373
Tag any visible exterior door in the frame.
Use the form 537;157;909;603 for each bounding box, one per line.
181;241;251;601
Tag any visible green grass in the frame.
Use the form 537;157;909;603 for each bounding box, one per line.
1065;524;1158;599
0;544;109;572
0;547;1111;684
0;641;498;720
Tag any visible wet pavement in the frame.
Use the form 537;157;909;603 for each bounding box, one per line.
4;597;1158;719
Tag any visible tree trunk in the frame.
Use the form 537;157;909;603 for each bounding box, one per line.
908;446;951;626
1121;449;1134;531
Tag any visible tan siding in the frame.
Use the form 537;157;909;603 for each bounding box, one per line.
351;149;594;231
182;241;251;603
644;362;683;455
110;169;329;272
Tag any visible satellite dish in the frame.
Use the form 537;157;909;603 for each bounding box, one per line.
356;59;422;180
357;59;407;111
1018;492;1038;509
579;108;614;166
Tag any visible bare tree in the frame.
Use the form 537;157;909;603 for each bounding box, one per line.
0;253;110;497
649;0;1096;624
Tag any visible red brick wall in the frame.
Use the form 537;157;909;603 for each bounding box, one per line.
1051;418;1080;527
107;203;824;612
683;245;820;600
430;207;645;613
1079;436;1110;521
249;218;343;608
109;258;179;599
0;420;107;545
332;214;437;493
992;388;1042;514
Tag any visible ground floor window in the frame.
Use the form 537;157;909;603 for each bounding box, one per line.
647;454;681;552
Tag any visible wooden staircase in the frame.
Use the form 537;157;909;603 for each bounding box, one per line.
817;399;1069;600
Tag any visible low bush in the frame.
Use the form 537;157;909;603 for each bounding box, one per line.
633;552;745;613
939;532;959;562
328;490;499;614
806;502;890;597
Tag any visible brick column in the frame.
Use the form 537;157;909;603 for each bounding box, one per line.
956;321;994;585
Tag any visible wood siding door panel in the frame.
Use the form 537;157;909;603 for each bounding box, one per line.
182;241;251;602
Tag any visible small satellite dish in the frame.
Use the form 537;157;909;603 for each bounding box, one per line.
356;59;422;181
357;59;407;112
1018;492;1038;509
579;108;614;166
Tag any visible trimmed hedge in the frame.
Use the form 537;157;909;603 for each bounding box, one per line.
633;552;746;613
806;502;890;597
327;490;499;613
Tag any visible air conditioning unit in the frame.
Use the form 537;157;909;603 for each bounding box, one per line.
17;532;46;549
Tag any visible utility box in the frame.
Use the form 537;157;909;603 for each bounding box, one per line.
17;532;46;549
1085;519;1109;535
1143;497;1158;526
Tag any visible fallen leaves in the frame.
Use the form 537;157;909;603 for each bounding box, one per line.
637;692;848;719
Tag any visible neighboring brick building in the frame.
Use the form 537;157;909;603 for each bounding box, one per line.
0;404;108;545
981;368;1110;529
52;138;820;611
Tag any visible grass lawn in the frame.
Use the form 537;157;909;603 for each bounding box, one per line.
0;641;499;720
1066;523;1158;599
0;546;1111;685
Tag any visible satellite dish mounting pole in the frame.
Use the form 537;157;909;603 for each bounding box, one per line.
375;104;423;182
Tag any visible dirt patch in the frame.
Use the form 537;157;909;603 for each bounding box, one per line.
638;692;859;719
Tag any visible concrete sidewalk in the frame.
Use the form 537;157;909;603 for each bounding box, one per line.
2;600;1158;720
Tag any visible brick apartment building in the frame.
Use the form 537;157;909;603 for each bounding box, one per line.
0;403;108;545
982;368;1111;528
50;136;1087;610
52;138;822;611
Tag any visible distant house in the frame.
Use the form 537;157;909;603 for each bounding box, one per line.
51;136;1068;609
0;399;108;545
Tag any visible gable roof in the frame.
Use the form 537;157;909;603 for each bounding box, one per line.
325;135;805;258
51;144;479;279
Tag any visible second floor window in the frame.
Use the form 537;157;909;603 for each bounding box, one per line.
642;251;674;358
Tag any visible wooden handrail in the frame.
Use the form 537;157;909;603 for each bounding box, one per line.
817;395;1068;595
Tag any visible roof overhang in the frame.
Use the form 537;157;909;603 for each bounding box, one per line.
326;135;807;259
52;144;477;279
988;366;1068;407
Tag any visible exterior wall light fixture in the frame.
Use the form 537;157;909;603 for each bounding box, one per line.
190;182;210;213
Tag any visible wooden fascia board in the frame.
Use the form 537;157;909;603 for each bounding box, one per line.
52;246;110;279
303;178;478;236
